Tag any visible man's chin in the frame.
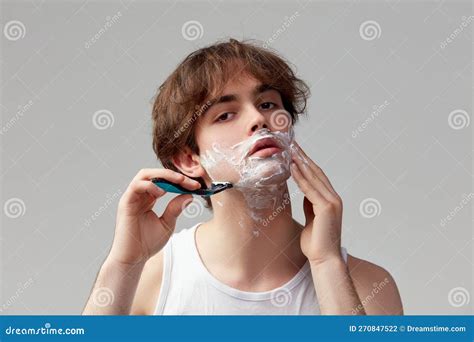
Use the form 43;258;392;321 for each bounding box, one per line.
239;161;291;187
257;172;290;187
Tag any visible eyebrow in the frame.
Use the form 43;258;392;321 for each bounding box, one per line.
201;84;276;117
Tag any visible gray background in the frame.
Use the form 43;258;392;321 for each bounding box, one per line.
1;0;472;315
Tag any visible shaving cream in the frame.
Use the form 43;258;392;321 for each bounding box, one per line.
200;125;296;229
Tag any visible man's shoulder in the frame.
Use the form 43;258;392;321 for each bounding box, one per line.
346;254;391;284
346;253;404;315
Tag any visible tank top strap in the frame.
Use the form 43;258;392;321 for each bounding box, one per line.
154;222;202;314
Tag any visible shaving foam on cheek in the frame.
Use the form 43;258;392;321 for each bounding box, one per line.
200;128;296;227
200;127;295;188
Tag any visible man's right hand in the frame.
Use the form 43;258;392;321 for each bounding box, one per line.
108;168;201;265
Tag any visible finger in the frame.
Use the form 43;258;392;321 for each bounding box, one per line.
291;162;328;207
291;141;338;194
291;141;336;194
160;194;193;231
134;168;201;190
291;152;334;200
129;180;166;198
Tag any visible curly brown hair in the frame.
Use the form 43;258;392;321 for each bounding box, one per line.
151;38;310;209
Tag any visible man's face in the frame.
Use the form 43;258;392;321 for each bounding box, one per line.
194;72;294;187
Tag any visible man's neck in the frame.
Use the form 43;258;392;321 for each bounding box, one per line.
196;183;307;290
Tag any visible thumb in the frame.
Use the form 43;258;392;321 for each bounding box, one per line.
161;194;193;231
303;196;315;226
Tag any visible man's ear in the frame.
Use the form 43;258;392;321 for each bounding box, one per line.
172;146;206;179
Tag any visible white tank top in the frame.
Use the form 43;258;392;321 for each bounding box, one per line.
154;222;348;315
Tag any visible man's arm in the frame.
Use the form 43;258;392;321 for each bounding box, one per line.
289;142;366;314
82;257;146;315
82;167;197;315
310;256;366;315
82;250;164;315
130;250;164;315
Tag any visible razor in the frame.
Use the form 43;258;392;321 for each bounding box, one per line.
151;178;233;197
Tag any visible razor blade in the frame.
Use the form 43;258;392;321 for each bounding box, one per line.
151;178;233;197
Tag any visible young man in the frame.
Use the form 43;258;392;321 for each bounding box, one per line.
83;39;403;315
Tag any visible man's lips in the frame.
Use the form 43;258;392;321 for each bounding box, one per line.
248;137;282;157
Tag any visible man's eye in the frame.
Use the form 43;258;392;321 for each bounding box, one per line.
215;112;235;122
259;102;276;110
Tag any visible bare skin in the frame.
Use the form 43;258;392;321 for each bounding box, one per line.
82;168;200;315
130;252;403;315
83;70;403;316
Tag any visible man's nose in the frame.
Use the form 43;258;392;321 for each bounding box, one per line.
247;106;268;133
